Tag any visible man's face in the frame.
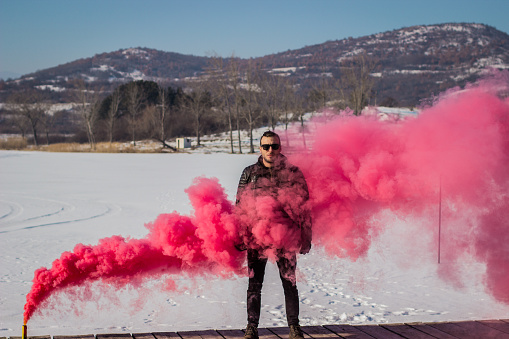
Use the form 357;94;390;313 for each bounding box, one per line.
259;136;281;167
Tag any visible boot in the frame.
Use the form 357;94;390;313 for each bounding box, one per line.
244;324;259;339
289;325;304;339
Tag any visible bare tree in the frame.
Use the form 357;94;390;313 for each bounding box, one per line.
6;90;45;146
308;56;337;111
157;85;173;148
11;111;31;140
295;88;312;127
125;81;145;146
227;56;243;153
259;72;284;130
142;85;176;150
74;80;101;149
206;55;245;153
39;106;56;145
293;91;311;148
280;77;297;131
181;83;213;147
341;53;378;115
207;56;235;153
241;60;264;153
106;87;122;144
307;87;328;111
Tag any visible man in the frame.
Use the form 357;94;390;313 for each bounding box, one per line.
236;131;312;339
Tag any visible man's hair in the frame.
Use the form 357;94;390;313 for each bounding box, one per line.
260;131;280;145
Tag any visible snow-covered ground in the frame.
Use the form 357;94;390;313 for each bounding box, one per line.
1;148;509;337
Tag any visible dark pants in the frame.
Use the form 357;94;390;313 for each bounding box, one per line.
247;249;300;326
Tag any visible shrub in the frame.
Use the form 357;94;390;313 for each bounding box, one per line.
0;137;28;150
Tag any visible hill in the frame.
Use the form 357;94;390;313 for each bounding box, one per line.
256;23;509;106
1;23;508;106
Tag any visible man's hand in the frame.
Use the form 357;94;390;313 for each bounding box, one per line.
235;242;247;251
300;242;311;254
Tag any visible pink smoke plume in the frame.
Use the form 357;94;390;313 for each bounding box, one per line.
24;70;509;323
24;177;245;323
235;165;311;261
288;69;509;303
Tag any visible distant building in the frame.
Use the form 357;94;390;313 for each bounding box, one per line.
176;138;192;149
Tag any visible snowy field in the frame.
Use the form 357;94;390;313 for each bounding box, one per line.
1;149;509;337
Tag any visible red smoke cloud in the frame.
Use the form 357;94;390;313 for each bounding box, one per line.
235;169;310;260
24;177;245;323
289;69;509;303
24;70;509;323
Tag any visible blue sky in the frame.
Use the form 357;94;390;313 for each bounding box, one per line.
1;0;508;77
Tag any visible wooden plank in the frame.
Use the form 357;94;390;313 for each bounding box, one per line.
267;327;311;339
427;321;509;339
195;330;224;339
300;326;340;338
96;334;132;339
152;332;181;339
54;336;95;339
257;328;281;339
405;323;458;339
354;325;404;339
323;325;375;339
381;324;437;339
175;331;203;339
427;322;474;338
479;320;509;334
10;336;51;339
267;327;290;339
133;334;156;339
177;330;223;339
451;321;509;338
217;329;245;339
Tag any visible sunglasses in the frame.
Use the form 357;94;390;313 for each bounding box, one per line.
261;144;280;151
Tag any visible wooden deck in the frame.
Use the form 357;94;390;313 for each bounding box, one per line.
4;319;509;339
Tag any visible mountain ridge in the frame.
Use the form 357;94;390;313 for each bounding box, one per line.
1;22;508;106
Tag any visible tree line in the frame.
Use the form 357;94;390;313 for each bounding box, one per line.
3;54;378;153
